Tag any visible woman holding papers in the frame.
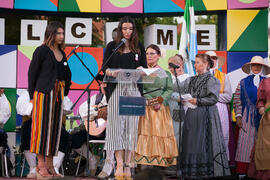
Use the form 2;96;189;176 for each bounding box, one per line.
179;54;230;179
135;44;178;167
102;16;147;179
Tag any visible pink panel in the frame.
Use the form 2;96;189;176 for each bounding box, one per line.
101;0;143;13
228;0;268;9
67;90;99;116
17;51;31;89
0;0;13;8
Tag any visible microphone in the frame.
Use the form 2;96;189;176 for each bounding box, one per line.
67;45;79;58
66;115;81;120
113;38;126;52
169;63;180;69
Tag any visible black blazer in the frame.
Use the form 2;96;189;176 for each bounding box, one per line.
28;45;72;99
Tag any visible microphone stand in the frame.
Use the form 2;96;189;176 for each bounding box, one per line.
70;46;120;177
172;68;183;180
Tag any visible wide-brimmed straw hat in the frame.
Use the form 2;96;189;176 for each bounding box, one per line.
205;51;225;69
242;56;270;75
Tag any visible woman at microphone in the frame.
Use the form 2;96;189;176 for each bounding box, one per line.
167;55;190;148
28;21;71;178
135;44;178;167
102;16;147;179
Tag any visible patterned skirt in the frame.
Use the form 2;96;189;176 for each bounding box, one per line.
30;81;65;156
135;104;178;167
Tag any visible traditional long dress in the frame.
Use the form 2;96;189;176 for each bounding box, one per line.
213;69;232;160
248;78;270;179
180;71;230;179
233;75;264;174
169;73;190;147
135;70;178;167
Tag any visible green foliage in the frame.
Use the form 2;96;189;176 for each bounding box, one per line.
135;17;178;44
196;15;217;25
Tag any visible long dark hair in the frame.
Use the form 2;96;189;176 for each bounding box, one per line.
196;54;214;70
116;16;140;55
43;21;65;49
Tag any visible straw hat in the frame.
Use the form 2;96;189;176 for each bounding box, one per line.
242;56;270;75
205;51;225;69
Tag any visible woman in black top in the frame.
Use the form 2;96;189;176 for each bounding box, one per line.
102;16;147;179
28;21;71;178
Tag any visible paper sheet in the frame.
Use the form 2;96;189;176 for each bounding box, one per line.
181;93;197;109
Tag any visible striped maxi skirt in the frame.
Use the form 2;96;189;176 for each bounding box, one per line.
104;82;140;151
30;81;65;156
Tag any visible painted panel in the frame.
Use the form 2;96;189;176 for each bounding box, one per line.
65;47;103;90
227;10;268;51
194;0;227;11
102;0;143;13
14;0;58;11
0;19;4;45
66;89;99;130
59;0;100;12
3;89;17;132
65;17;92;45
228;0;268;9
0;45;17;88
20;20;47;46
17;46;37;89
227;52;268;92
144;0;184;13
0;0;13;9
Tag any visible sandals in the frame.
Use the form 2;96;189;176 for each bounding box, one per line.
47;167;62;177
36;167;53;179
97;159;115;178
115;165;124;179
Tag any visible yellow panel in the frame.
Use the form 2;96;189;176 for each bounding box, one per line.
227;10;259;50
203;0;227;10
76;0;101;13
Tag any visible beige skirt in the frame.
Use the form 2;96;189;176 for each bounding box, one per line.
135;104;178;167
255;101;270;170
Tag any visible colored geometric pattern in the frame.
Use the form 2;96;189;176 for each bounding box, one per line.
0;45;17;88
227;10;268;52
144;0;184;13
0;0;13;9
228;0;268;9
158;50;178;71
227;51;268;92
65;47;103;90
227;52;267;72
66;89;99;128
17;46;36;89
199;51;227;73
102;0;143;13
59;0;100;12
194;0;227;11
14;0;58;11
3;88;17;132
